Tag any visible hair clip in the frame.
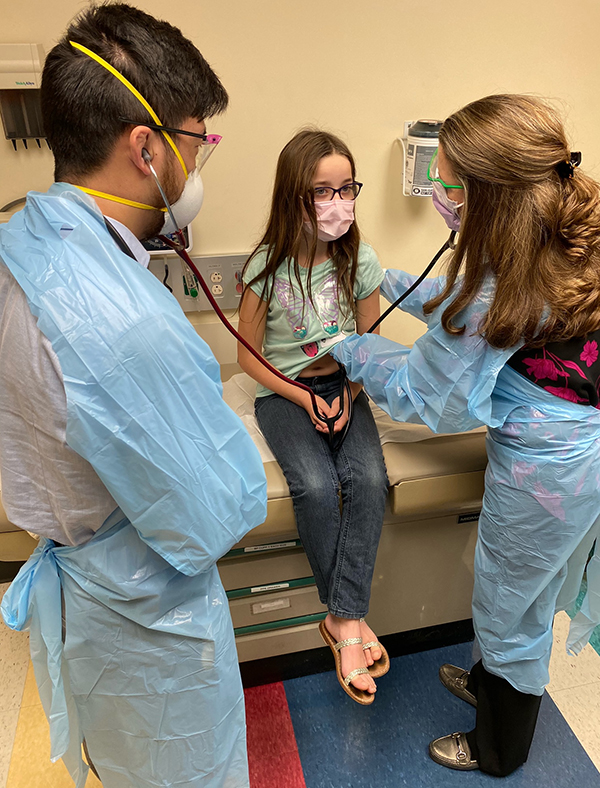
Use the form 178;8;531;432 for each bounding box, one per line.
556;151;582;179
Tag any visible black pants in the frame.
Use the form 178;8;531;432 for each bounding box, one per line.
465;661;542;777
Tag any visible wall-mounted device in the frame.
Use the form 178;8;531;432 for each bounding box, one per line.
0;44;47;151
142;226;193;256
398;119;442;197
149;252;246;313
143;227;195;299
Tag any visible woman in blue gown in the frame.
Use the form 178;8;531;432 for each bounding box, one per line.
333;93;600;777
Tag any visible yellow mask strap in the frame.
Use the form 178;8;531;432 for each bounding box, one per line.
76;186;167;212
69;40;188;178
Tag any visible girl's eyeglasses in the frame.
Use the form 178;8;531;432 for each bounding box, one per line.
427;152;463;190
313;182;363;203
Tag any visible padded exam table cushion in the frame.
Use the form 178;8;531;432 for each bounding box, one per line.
0;375;488;562
221;374;488;543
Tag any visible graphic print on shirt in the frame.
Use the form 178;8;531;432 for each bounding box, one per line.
273;272;342;353
513;339;600;407
301;332;352;358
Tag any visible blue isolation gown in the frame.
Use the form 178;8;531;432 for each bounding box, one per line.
332;268;600;696
0;184;267;787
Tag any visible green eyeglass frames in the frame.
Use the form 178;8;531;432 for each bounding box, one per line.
427;151;463;189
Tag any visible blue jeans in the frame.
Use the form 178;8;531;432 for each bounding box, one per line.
254;370;389;619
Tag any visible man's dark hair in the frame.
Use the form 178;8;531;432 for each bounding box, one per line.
42;2;229;181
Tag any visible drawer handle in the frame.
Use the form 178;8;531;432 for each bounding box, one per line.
250;582;290;594
252;598;291;615
244;541;299;553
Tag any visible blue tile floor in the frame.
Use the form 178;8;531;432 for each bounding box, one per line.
284;641;600;788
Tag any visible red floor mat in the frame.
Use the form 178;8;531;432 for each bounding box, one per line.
245;682;306;788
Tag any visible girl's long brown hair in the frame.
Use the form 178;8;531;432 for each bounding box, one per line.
424;94;600;348
242;129;361;321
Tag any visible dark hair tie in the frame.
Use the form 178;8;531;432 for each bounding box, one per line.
556;151;582;179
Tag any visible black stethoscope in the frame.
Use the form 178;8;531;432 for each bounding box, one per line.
366;230;457;334
311;228;456;450
125;151;456;451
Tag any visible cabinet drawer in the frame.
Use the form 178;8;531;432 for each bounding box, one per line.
390;470;484;520
218;548;312;591
229;583;326;629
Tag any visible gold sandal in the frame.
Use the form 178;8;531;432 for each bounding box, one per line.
360;618;390;678
318;620;375;705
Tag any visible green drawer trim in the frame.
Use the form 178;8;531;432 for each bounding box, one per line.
222;539;303;560
234;611;327;637
227;576;315;600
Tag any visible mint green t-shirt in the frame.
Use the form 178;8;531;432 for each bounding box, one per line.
244;242;384;397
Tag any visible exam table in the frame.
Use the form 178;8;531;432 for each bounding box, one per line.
0;374;487;664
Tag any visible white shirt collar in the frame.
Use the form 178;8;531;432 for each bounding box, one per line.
105;217;151;269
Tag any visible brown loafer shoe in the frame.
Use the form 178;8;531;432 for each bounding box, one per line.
439;663;477;707
429;732;479;771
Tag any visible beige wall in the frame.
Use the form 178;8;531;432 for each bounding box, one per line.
2;0;600;347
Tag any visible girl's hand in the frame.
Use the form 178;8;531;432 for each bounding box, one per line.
297;391;331;433
328;396;350;433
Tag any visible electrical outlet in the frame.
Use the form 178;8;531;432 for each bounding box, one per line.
173;253;249;311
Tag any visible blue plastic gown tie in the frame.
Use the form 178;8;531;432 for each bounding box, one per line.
2;535;91;786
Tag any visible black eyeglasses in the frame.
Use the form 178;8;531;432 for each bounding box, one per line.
118;117;212;142
313;182;363;203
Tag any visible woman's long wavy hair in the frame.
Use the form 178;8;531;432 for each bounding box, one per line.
241;129;361;321
424;94;600;348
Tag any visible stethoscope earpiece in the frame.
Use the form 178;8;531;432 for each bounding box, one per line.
142;149;180;234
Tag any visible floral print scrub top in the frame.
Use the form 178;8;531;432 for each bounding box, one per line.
508;332;600;408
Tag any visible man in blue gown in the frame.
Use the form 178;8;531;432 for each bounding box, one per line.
0;5;266;787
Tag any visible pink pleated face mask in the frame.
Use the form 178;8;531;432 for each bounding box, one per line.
431;180;463;232
306;199;355;242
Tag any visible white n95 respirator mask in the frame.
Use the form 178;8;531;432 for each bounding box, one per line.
161;169;205;234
